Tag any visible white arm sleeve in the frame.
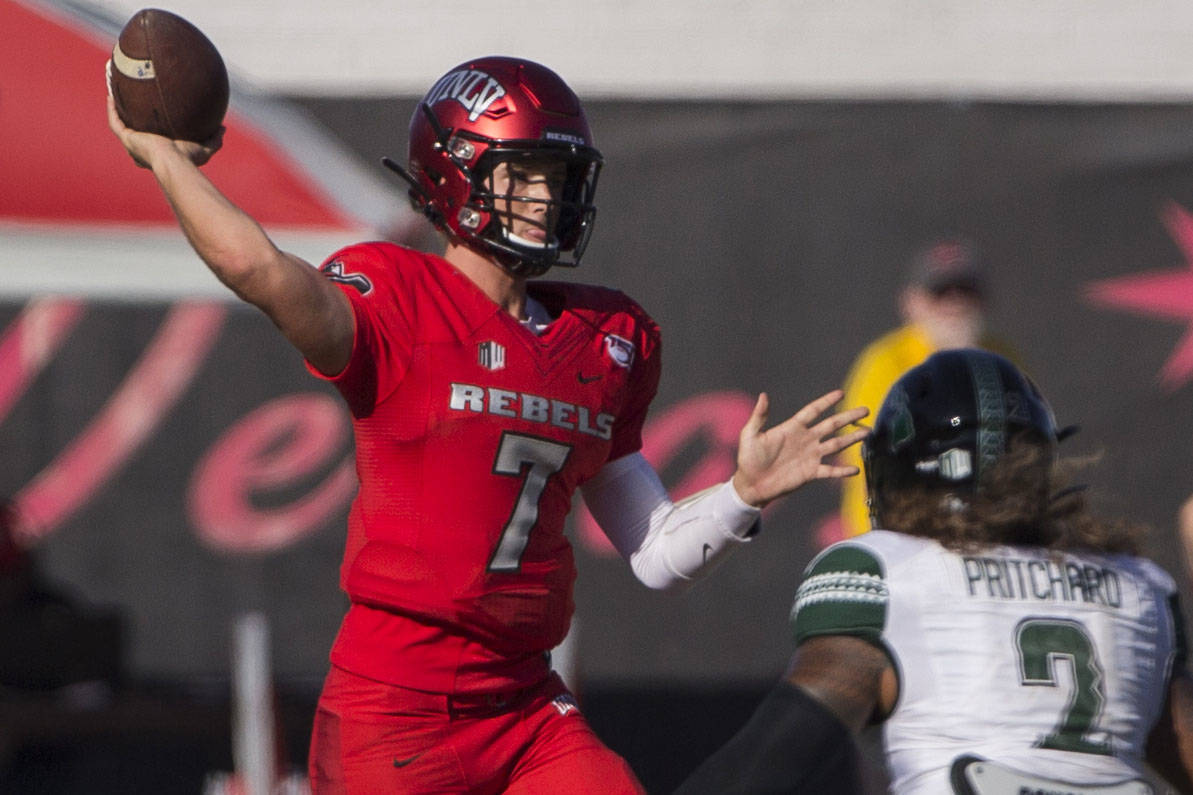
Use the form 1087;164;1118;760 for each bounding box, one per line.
579;452;761;590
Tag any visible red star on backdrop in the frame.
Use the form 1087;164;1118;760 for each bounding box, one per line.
1085;200;1193;391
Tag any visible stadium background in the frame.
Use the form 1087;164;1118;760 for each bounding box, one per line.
6;0;1193;791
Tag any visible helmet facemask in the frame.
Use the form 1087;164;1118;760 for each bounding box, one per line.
463;147;600;277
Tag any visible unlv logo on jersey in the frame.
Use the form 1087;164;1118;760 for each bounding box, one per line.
478;341;506;371
423;68;507;123
320;260;372;295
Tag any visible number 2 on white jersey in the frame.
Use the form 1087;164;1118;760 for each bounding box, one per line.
487;432;572;573
1015;617;1112;756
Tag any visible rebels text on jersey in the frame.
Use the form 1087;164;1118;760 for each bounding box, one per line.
309;243;660;692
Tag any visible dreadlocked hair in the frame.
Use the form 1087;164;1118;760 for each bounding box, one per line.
876;436;1145;555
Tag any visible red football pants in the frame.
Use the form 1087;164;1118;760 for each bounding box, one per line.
309;665;645;794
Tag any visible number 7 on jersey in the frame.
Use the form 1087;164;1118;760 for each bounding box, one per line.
487;433;572;573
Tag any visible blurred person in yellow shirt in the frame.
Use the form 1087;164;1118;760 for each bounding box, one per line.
839;238;1017;537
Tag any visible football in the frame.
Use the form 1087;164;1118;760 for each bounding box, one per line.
107;8;229;143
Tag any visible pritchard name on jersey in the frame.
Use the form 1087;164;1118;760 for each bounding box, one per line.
963;555;1122;608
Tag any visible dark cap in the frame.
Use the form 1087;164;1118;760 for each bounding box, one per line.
907;238;985;295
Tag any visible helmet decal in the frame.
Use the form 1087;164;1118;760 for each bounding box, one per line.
543;130;587;145
423;68;507;123
937;448;973;481
886;387;914;453
967;350;1007;478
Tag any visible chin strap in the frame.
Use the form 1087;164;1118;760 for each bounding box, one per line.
381;155;559;277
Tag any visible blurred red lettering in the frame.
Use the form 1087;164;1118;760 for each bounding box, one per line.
188;393;356;553
11;301;223;542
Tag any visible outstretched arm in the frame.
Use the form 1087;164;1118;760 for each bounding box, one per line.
783;634;896;733
106;95;353;376
583;391;869;589
674;636;893;794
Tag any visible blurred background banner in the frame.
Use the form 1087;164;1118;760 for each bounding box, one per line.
8;96;1193;684
7;0;1193;791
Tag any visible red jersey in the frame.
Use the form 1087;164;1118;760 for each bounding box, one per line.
310;243;661;693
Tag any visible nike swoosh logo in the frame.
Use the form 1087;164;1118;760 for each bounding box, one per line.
577;372;602;384
393;754;422;768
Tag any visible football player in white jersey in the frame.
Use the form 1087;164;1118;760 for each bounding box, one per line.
677;349;1193;794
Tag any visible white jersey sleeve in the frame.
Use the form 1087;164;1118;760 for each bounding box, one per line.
791;530;1183;794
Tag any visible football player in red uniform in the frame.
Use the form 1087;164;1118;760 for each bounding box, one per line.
107;56;869;793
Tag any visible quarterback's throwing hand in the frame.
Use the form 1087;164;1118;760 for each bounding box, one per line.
106;94;222;170
731;390;869;509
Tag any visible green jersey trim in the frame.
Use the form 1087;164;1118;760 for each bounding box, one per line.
792;544;888;645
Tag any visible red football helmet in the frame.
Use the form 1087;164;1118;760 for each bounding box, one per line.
385;56;603;277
